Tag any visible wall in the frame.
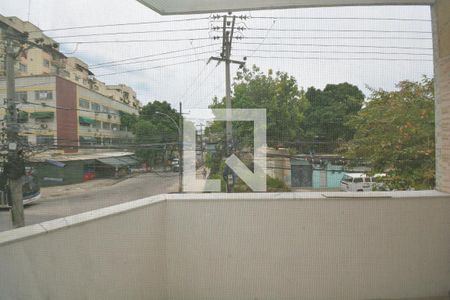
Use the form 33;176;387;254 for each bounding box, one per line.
165;192;450;300
433;0;450;192
0;197;167;300
1;192;450;300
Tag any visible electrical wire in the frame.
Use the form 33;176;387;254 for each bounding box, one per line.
234;48;433;57
90;50;218;69
49;27;211;39
178;62;216;104
96;58;209;77
248;28;431;34
30;17;211;32
90;44;219;67
250;16;431;22
236;41;433;51
245;55;432;62
245;36;432;40
57;37;213;44
249;19;276;56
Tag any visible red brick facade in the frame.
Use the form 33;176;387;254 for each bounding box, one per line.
56;77;78;153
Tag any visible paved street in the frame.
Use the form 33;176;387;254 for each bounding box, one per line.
0;172;178;232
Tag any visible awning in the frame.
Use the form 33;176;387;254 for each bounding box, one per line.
79;116;96;124
31;112;54;119
96;157;127;168
45;159;66;168
136;0;433;15
116;156;140;165
96;156;140;167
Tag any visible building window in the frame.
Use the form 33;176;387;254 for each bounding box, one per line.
19;63;27;73
43;59;50;68
75;75;80;82
79;136;96;145
60;70;70;78
102;122;111;130
93;120;102;129
35;90;53;100
36;135;54;145
112;123;119;131
101;105;110;113
16;91;27;102
79;98;90;109
91;102;101;112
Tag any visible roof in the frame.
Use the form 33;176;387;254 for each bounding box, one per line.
136;0;434;15
30;151;135;162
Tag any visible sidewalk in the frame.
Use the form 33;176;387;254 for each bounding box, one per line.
40;174;139;199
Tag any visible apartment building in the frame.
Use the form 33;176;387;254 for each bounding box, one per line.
0;75;138;152
0;15;143;152
0;14;142;110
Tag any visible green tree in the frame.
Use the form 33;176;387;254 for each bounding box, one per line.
344;77;435;190
303;83;365;152
134;101;180;164
119;111;138;132
208;65;308;148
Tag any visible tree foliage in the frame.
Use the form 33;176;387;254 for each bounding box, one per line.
303;83;365;152
208;65;308;148
133;101;180;164
344;77;435;190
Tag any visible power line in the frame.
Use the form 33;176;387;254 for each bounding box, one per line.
47;27;431;40
30;17;211;32
245;36;432;41
178;62;212;103
250;16;431;22
57;37;213;44
234;48;433;57
245;55;432;62
249;19;276;56
237;41;433;51
49;27;211;39
90;44;219;67
248;28;431;34
90;50;218;69
96;58;208;77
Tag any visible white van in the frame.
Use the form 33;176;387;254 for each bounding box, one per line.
340;173;386;192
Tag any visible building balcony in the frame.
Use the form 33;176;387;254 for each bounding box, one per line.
1;191;449;299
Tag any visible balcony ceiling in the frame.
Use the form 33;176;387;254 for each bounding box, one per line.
137;0;434;15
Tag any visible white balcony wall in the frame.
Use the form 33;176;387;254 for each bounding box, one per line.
1;192;450;300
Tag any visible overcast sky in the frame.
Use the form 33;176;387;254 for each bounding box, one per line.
0;0;433;118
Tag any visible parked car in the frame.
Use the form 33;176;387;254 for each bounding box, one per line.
340;173;386;192
0;167;41;207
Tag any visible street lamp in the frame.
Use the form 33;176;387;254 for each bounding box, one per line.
155;111;183;193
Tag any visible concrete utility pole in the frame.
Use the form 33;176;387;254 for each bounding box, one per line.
3;29;25;227
209;13;245;192
179;102;183;193
1;22;62;225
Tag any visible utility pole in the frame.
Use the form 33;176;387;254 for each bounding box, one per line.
209;13;245;192
1;22;60;226
179;102;183;193
3;28;25;227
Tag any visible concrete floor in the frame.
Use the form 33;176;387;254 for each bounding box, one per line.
0;172;178;232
